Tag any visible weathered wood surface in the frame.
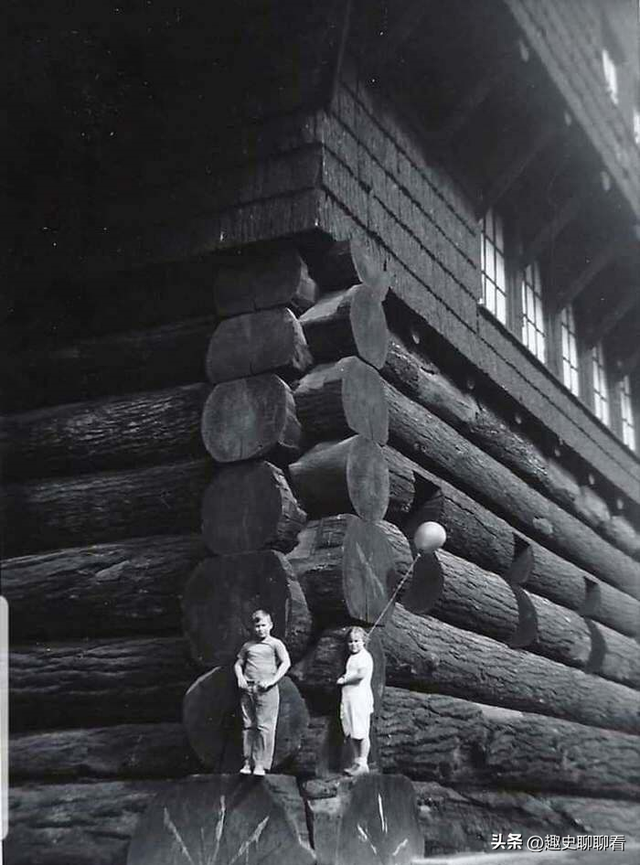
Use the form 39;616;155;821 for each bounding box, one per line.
3;459;212;557
384;381;640;598
205;307;313;384
7;780;169;865
288;515;400;624
415;549;640;687
182;551;312;668
301;774;422;865
3;383;208;480
201;373;302;463
201;461;306;554
379;605;640;733
289;435;390;520
413;782;640;856
214;247;318;317
294;357;389;444
312;239;387;297
299;284;389;368
10;723;199;781
11;636;194;731
384;331;640;558
294;687;640;798
3;534;206;640
3;315;217;412
127;774;315;865
183;667;309;772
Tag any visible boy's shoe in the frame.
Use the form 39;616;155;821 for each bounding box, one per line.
239;763;252;775
344;762;369;776
253;766;266;776
343;763;360;776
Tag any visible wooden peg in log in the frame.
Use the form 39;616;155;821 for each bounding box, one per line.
205;307;313;384
288;515;399;624
182;666;309;772
127;774;315;865
202;461;306;555
299;285;389;368
182;551;312;668
301;774;422;865
201;374;302;464
313;239;387;299
214;247;318;317
289;435;390;521
294;357;389;445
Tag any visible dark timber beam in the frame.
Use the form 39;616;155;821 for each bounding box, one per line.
586;287;640;349
476;122;559;218
521;184;597;268
371;0;434;70
553;237;621;312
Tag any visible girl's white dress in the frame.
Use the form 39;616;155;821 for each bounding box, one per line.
340;648;374;739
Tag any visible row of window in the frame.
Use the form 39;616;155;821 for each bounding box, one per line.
480;208;636;452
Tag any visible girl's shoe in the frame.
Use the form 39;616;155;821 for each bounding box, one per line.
253;766;266;776
239;763;252;774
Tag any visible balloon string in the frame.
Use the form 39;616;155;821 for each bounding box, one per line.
366;552;422;641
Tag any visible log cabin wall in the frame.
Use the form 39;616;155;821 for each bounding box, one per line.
5;1;640;863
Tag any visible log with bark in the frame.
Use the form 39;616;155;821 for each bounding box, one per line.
214;247;318;317
289;435;390;521
311;239;387;298
3;459;213;557
201;461;306;554
3;315;217;412
201;374;302;464
287;514;406;624
294;686;640;799
301;774;422;865
2;383;208;480
294;357;389;445
383;385;640;598
3;534;206;640
205;307;313;384
298;284;389;369
182;551;312;668
182;667;309;772
11;636;194;731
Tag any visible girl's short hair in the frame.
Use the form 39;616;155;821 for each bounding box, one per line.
347;626;367;641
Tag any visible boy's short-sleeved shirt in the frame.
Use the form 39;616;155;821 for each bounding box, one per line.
237;636;288;682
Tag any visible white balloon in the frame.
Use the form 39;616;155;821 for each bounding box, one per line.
413;521;447;553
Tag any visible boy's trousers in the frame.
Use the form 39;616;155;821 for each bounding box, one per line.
240;685;279;769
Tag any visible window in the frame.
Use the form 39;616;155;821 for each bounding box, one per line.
480;208;507;324
560;304;580;396
521;261;546;362
619;375;636;450
602;47;619;105
591;342;610;426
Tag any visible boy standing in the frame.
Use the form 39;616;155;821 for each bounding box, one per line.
234;610;291;776
336;626;373;776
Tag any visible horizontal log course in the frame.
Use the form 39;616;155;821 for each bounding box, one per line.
311;239;387;298
2;383;208;480
182;666;309;772
182;551;312;668
380;604;640;733
294;357;389;445
384;381;640;599
416;549;640;687
205;307;313;384
201;461;306;554
300;774;422;865
2;315;218;412
201;373;302;464
413;782;640;857
3;534;206;640
289;435;390;521
294;687;640;799
383;333;640;559
3;459;213;557
7;780;169;865
10;723;199;782
10;636;194;731
214;247;318;317
298;284;389;369
287;514;405;624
